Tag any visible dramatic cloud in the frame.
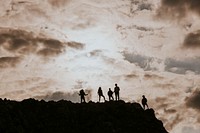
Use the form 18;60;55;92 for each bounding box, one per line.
123;52;152;70
183;30;200;48
0;28;85;62
157;0;200;19
0;1;200;132
185;90;200;110
165;58;200;75
123;52;165;71
0;56;21;68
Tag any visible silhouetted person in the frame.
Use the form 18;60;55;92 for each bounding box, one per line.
142;95;149;110
114;84;120;101
98;87;105;102
79;89;88;103
107;88;114;101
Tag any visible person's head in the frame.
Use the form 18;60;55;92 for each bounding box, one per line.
109;88;111;91
142;95;145;98
115;84;117;86
99;87;101;89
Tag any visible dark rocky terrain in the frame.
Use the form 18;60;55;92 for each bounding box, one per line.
0;98;168;133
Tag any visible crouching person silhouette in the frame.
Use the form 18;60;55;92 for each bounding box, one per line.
142;95;149;110
98;87;105;102
79;89;88;103
107;88;114;101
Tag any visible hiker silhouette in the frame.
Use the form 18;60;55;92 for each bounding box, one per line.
79;89;88;103
107;88;114;101
98;87;105;102
114;84;120;101
142;95;149;110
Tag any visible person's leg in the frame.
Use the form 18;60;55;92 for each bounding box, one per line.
117;93;119;101
103;95;105;101
146;103;149;109
142;104;145;109
99;95;101;102
81;96;83;103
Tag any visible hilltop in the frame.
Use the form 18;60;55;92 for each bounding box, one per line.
0;99;168;133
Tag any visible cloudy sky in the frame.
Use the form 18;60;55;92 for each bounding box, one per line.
0;0;200;132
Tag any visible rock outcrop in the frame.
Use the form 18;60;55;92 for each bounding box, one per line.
0;99;168;133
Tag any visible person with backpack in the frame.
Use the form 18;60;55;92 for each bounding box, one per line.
79;89;88;103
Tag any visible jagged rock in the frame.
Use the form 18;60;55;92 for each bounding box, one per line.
0;99;168;133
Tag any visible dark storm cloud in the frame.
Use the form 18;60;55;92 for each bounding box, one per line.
0;28;85;58
185;90;200;110
183;30;200;48
157;0;200;19
0;57;21;68
165;58;200;74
